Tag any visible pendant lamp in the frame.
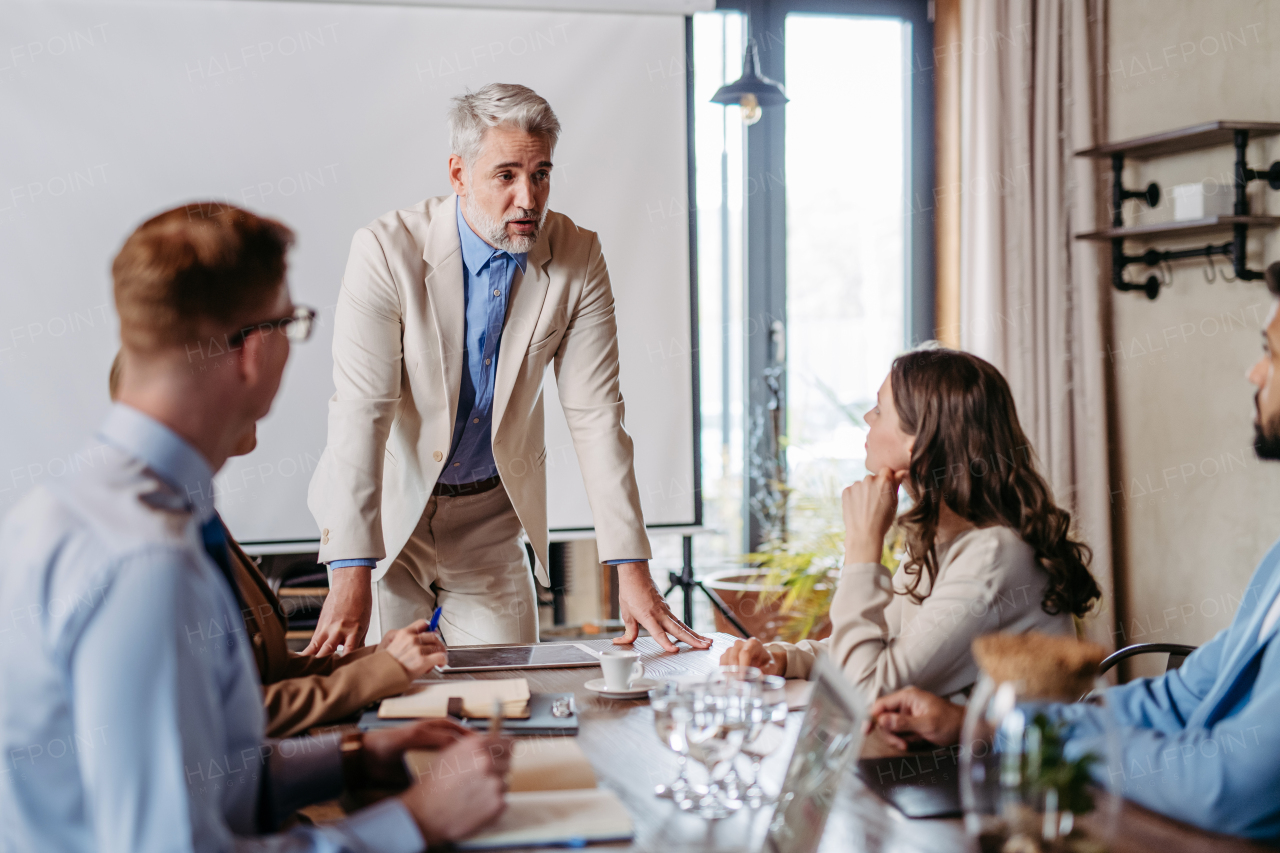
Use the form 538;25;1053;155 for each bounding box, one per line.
710;37;788;126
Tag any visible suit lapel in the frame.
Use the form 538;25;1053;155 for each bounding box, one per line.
493;231;552;431
422;196;466;434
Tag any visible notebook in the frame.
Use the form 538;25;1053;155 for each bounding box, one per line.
377;678;530;720
361;692;578;736
454;790;633;850
404;737;633;849
854;748;962;819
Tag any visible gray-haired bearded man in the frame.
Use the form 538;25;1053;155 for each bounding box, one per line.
307;83;709;654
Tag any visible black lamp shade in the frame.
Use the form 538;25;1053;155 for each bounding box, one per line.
710;39;788;108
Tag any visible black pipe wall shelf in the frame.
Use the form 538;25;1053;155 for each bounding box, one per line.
1075;121;1280;299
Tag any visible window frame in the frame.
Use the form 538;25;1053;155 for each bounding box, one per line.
706;0;937;550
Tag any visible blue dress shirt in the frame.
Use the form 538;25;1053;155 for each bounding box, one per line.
0;404;423;852
439;196;526;485
1043;538;1280;840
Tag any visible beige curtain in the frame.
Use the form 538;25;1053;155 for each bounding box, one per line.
958;0;1115;648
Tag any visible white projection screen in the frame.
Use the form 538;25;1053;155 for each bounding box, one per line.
0;0;697;547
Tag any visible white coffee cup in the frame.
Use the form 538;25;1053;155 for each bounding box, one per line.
599;649;645;691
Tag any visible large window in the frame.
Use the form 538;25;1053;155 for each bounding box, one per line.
783;13;909;541
679;3;931;633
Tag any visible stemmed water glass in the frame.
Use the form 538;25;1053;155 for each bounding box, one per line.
650;680;694;804
739;674;789;807
706;665;762;802
680;680;752;819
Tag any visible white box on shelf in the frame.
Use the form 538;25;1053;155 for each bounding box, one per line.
1170;180;1234;221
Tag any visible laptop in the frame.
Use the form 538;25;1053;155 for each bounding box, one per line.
855;746;963;819
764;656;868;853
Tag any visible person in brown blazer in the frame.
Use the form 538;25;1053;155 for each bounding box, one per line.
110;352;445;738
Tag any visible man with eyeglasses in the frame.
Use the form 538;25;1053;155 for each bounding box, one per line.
105;347;450;741
0;202;510;852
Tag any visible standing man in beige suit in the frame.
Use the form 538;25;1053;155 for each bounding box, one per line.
307;83;709;654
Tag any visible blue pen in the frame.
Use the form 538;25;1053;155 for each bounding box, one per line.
427;606;443;633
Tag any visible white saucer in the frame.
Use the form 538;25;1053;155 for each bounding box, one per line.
584;676;661;699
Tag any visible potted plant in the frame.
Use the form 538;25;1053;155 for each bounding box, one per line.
704;374;905;642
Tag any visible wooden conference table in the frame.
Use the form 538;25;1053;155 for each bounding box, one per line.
319;633;1268;853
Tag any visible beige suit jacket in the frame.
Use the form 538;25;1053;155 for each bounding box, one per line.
308;195;651;586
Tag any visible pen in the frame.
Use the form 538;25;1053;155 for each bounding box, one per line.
489;698;503;737
427;606;442;633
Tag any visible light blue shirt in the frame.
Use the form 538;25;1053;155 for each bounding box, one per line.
0;404;423;852
1046;538;1280;840
440;195;527;485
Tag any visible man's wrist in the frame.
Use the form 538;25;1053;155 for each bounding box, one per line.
614;562;652;583
328;565;373;603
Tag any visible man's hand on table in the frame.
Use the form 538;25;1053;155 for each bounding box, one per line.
304;565;373;656
720;637;785;676
614;562;712;653
400;732;513;845
360;718;471;787
868;686;965;751
378;619;447;679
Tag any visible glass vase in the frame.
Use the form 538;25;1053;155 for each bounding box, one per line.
959;674;1120;853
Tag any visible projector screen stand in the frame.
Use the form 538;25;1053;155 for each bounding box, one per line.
664;535;751;639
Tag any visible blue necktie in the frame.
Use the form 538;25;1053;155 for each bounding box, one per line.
200;515;242;607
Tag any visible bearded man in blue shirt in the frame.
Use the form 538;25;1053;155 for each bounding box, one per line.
0;203;510;852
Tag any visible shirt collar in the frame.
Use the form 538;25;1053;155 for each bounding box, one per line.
98;403;218;523
455;195;528;277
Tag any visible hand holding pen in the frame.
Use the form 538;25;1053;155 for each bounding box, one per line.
377;613;448;679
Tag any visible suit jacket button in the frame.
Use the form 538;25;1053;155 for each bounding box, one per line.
433;450;444;462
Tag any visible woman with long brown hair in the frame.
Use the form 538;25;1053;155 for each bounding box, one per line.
722;347;1101;702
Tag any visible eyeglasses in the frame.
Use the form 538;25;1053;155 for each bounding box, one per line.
228;305;317;346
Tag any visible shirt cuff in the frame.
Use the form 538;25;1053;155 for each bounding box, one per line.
604;559;646;565
329;558;378;569
336;797;425;853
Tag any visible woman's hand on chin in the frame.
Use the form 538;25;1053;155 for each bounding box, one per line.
842;467;905;565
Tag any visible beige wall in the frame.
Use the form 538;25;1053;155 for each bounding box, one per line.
1107;1;1280;676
